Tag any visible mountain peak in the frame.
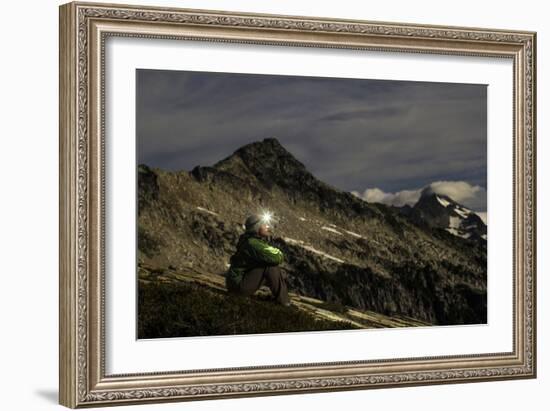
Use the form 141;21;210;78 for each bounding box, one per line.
419;186;455;205
218;137;300;165
412;186;486;241
255;137;286;151
213;138;310;188
191;138;380;221
420;185;435;198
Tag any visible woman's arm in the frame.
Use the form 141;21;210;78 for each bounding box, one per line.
247;238;284;265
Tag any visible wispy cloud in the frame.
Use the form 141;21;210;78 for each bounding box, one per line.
352;187;420;207
352;180;486;212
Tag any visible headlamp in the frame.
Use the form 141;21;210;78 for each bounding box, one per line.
261;211;273;225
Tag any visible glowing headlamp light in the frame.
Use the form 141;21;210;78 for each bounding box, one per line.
261;211;273;225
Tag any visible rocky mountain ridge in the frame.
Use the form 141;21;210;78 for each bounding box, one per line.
138;138;487;334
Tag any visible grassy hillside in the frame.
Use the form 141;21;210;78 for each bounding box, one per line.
138;280;359;338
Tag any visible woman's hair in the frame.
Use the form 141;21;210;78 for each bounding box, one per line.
244;214;262;233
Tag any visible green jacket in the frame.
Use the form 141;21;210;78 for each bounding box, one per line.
226;233;284;287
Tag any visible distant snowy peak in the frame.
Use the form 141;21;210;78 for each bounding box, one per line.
410;190;487;241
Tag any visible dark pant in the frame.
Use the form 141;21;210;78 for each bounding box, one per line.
235;266;289;305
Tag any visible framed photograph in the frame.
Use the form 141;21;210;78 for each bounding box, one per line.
59;1;536;408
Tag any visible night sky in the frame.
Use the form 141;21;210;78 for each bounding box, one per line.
136;69;487;213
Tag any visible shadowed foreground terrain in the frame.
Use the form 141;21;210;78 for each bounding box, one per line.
138;264;429;338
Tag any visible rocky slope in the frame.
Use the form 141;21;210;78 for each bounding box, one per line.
138;138;487;333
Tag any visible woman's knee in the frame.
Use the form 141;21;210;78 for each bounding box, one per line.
264;266;286;284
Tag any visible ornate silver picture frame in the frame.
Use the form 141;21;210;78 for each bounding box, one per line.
59;1;536;408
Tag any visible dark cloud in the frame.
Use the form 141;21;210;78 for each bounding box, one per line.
320;106;410;122
136;69;487;209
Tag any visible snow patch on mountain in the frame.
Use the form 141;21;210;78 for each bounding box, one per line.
322;226;343;236
446;228;471;239
454;206;471;219
283;237;345;264
449;216;460;229
444;205;484;240
436;195;451;208
344;230;363;239
196;206;219;216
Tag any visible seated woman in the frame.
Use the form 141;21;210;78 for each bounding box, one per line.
225;214;290;306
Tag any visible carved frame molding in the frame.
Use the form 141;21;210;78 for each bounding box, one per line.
59;2;536;408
